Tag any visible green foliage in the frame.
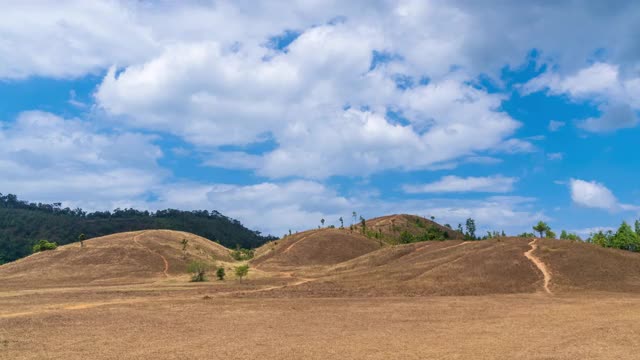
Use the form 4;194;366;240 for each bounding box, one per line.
231;247;255;261
464;218;476;240
0;193;276;263
339;217;344;229
216;267;226;281
612;221;639;251
533;221;550;238
235;264;249;282
518;232;536;238
589;230;614;248
399;230;415;244
545;229;557;239
187;260;210;282
560;230;581;241
32;239;57;253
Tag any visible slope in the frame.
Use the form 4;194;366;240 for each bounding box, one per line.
0;230;233;290
356;214;464;243
252;228;383;269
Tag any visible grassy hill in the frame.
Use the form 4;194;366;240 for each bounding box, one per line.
0;193;276;263
0;230;236;289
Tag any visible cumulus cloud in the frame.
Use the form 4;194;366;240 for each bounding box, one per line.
569;178;638;212
548;120;566;132
0;111;164;207
403;175;517;194
524;63;640;132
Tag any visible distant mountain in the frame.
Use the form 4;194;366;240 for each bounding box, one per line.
0;193;276;264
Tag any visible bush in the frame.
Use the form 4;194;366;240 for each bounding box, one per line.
216;267;226;281
32;239;57;253
231;247;255;261
187;260;210;282
235;264;249;282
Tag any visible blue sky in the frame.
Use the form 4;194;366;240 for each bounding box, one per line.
1;1;639;237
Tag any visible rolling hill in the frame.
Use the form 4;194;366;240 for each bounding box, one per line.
0;230;234;289
0;193;276;263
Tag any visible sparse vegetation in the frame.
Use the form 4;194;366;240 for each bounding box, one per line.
235;264;249;282
231;247;255;261
465;218;476;240
32;239;57;253
78;233;86;248
533;221;550;238
187;260;210;282
216;267;226;281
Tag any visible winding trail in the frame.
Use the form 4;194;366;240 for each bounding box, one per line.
524;239;552;294
133;231;170;278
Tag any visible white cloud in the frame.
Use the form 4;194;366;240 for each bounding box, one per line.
524;63;640;132
0;111;164;207
547;152;564;161
548;120;566;132
569;178;638;212
403;175;517;194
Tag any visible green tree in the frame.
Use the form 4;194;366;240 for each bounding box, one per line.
635;219;640;238
590;230;613;248
235;264;249;282
216;267;226;281
533;221;550;238
352;211;357;226
360;216;366;234
465;218;476;240
187;260;210;282
545;229;557;239
32;239;57;253
78;233;86;248
320;218;325;228
339;217;344;229
612;221;639;251
399;230;415;244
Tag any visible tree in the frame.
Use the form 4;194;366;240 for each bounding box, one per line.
78;233;86;248
457;223;464;234
360;216;366;234
320;218;325;228
352;211;357;226
612;221;639;251
430;216;435;221
32;240;57;253
590;230;613;248
533;221;550;238
399;230;415;244
216;267;226;281
235;264;249;282
545;229;557;239
465;218;476;240
187;260;210;282
635;219;640;238
339;217;344;229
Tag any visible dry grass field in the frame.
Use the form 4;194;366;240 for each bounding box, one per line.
2;226;640;359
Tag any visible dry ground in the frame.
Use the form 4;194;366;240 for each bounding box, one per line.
2;230;640;359
2;288;640;359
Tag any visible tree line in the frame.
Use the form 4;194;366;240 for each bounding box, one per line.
0;193;276;264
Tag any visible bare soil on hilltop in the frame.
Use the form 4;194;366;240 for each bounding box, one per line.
3;228;640;359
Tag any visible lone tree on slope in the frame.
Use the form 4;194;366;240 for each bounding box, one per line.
235;264;249;283
78;233;86;248
321;218;325;228
533;221;551;238
339;217;344;229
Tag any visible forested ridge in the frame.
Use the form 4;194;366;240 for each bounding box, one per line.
0;193;276;264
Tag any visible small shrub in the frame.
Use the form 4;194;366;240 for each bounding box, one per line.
231;247;255;261
187;260;210;282
32;240;57;253
235;264;249;282
216;267;226;281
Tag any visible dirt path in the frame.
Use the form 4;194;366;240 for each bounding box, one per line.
282;234;313;254
133;232;170;277
524;239;552;294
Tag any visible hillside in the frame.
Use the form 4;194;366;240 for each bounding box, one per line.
0;193;276;263
251;237;640;297
354;214;464;243
0;230;234;289
252;228;383;269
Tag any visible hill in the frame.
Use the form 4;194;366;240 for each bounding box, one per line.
0;230;234;289
252;237;640;297
0;193;276;263
354;214;464;243
252;228;383;269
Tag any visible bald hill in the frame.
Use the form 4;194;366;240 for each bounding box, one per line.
0;193;276;263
